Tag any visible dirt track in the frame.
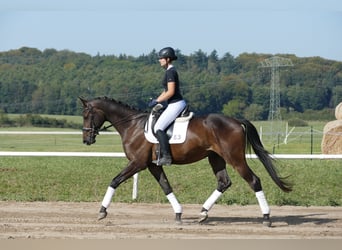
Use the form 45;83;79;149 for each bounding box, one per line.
0;201;341;239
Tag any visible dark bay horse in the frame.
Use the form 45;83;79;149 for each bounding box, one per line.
80;96;292;226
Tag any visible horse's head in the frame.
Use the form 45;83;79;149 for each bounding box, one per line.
79;97;106;145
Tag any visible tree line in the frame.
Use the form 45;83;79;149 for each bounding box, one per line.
0;47;341;121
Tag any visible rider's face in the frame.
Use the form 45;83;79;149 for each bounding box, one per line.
159;58;169;68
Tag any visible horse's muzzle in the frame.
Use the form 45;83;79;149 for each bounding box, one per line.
83;137;96;145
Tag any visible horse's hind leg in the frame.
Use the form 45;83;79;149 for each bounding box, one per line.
233;160;272;227
199;152;232;223
148;164;182;224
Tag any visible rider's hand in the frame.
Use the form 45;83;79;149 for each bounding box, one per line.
148;98;158;108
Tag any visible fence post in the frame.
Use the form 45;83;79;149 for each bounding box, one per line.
311;126;313;154
132;173;139;200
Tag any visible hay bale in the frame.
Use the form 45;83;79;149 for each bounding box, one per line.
335;102;342;120
321;120;342;154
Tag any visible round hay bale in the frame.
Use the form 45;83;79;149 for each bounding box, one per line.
321;120;342;154
335;102;342;120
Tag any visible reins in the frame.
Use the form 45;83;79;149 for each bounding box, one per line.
82;103;146;136
99;124;114;131
83;123;113;133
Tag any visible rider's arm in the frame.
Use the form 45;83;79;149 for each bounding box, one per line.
157;82;175;102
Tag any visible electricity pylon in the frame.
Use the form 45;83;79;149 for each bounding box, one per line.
260;56;293;143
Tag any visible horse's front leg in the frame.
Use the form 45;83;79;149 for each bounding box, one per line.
148;163;182;224
98;160;144;220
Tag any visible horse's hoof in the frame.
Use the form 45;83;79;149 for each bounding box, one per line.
262;214;272;227
199;210;208;223
98;206;107;220
98;211;107;220
175;213;182;224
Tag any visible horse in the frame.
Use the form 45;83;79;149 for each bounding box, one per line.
80;96;292;227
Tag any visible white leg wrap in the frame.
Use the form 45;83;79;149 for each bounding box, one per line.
255;191;270;214
166;192;182;214
203;190;223;211
101;186;115;208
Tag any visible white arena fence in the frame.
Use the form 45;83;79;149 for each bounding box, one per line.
1;131;341;200
0;131;118;135
1;130;340;159
1;151;341;200
0;151;341;159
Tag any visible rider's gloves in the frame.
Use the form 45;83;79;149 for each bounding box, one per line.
148;98;158;108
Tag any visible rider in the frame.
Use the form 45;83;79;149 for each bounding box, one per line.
148;47;187;166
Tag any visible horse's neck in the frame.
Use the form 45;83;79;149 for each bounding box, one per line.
105;103;141;134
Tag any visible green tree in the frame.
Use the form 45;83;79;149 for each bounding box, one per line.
243;104;264;120
0;47;341;119
222;99;246;118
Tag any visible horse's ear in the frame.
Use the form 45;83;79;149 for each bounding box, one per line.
78;96;87;107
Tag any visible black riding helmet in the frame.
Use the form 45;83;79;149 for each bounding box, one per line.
158;47;178;60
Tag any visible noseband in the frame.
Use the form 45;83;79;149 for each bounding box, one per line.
82;106;100;141
82;105;114;142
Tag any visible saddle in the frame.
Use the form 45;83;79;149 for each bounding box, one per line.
144;104;194;144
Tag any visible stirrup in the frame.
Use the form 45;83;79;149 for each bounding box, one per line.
152;156;172;166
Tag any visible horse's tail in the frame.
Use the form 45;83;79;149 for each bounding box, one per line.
239;119;292;192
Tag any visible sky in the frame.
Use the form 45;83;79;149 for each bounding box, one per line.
1;0;342;61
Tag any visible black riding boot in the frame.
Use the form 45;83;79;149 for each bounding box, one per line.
153;129;172;166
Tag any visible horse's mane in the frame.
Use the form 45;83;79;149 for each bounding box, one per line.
94;96;147;113
93;96;148;129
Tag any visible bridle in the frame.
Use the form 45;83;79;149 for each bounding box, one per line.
82;107;99;142
82;102;147;143
82;104;112;142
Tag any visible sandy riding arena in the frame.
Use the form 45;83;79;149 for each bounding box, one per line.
0;201;341;239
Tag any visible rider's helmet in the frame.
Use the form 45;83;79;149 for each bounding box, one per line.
158;47;178;60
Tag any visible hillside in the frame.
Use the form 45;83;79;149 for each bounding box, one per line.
0;47;341;120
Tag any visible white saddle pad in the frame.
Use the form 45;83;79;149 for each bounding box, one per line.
144;112;193;144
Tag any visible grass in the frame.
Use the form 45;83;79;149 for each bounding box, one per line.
0;132;123;152
0;117;340;206
0;157;341;206
6;113;83;124
0;123;122;152
252;120;325;154
0;120;327;154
